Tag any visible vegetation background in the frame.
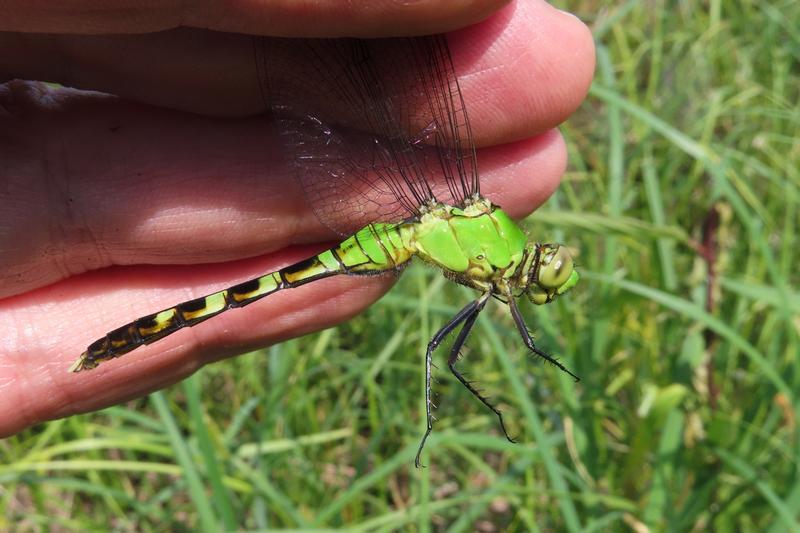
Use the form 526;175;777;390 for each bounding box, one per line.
3;0;798;530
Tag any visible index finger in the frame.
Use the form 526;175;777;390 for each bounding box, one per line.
0;0;508;37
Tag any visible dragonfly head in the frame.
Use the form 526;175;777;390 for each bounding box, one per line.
527;244;579;305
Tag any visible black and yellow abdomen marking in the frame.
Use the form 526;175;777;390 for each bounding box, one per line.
71;223;414;372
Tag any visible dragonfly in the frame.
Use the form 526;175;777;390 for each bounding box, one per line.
70;35;579;466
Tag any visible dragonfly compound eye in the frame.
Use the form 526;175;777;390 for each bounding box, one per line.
538;246;575;290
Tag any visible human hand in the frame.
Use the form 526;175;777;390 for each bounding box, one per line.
0;0;594;435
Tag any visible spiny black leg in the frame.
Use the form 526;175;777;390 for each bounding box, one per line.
508;298;580;382
446;296;516;443
415;297;484;468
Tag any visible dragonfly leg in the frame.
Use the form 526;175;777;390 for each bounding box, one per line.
415;295;487;468
446;295;516;444
508;298;580;382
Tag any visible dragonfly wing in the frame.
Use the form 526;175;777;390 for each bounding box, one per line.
255;36;480;235
402;36;480;205
277;113;413;235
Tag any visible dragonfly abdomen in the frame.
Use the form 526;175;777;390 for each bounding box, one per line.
71;222;414;372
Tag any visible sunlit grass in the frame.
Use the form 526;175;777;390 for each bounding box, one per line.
3;1;798;530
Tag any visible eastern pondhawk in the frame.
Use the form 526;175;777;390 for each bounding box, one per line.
70;35;579;465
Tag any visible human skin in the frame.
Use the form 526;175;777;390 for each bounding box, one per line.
0;0;595;436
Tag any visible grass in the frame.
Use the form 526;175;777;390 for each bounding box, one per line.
3;0;799;529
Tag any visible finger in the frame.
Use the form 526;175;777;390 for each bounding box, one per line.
0;81;566;296
450;1;595;143
0;249;394;437
0;0;595;140
0;0;507;37
0;129;565;436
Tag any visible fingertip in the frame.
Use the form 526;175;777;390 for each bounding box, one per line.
479;128;567;218
547;8;596;119
449;0;596;144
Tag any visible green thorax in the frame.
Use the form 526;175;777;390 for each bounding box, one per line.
399;197;529;288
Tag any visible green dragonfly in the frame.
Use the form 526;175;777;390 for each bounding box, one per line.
70;35;579;465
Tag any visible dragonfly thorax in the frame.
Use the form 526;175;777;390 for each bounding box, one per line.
410;197;529;286
408;202;578;305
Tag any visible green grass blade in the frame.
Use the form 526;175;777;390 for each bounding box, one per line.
150;392;219;532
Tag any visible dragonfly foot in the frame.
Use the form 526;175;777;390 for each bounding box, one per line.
414;428;432;468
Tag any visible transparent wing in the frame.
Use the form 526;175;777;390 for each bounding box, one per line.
254;36;479;235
